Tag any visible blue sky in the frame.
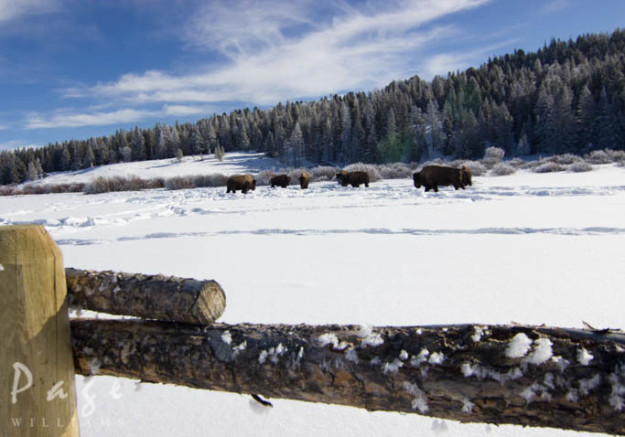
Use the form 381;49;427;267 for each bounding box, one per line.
1;0;624;150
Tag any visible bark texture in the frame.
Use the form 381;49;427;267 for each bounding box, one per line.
65;268;225;324
71;320;625;435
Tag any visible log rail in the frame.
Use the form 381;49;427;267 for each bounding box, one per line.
71;320;625;435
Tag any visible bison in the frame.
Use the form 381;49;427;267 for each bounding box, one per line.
299;171;310;189
336;170;369;188
270;174;291;188
226;174;256;194
412;165;471;192
461;165;472;187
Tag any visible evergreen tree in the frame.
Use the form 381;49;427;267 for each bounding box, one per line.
131;127;146;161
83;141;95;168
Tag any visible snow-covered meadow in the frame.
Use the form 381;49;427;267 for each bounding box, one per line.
2;153;625;436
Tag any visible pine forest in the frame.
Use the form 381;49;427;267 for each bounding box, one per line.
2;29;625;185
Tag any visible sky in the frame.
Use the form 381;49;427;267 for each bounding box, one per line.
0;0;624;151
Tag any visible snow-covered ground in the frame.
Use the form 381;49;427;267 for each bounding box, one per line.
26;152;282;186
2;154;625;436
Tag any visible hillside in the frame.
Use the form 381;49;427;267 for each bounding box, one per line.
2;29;625;185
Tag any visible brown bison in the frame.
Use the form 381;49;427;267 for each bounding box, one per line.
461;165;472;187
336;170;369;188
413;165;471;192
270;174;291;188
226;174;256;194
299;171;310;189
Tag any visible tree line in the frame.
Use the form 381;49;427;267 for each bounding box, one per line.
2;29;625;185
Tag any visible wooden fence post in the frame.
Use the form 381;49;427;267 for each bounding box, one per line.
1;225;79;436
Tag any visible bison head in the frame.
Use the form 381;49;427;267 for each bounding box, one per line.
412;172;422;188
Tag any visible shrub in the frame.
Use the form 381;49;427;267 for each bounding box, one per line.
310;166;338;182
606;149;625;163
534;162;565;173
164;177;193;190
507;158;527;168
378;162;412;179
83;177;110;194
546;154;582;165
568;161;593;172
343;163;382;182
145;178;165;189
585;150;612;164
214;145;225;161
256;170;276;186
482;146;505;168
461;160;486;176
0;185;16;196
484;146;505;161
192;173;227;187
491;163;516;176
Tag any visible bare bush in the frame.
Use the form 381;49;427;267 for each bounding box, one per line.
83;177;110;194
164;177;194;190
0;185;16;196
378;163;412;179
255;170;276;186
585;150;612;164
145;178;165;189
568;161;593;172
490;163;516;176
507;158;527;168
534;162;565;173
461;160;487;176
192;174;227;187
545;154;582;165
482;146;505;167
606;149;625;163
484;146;505;160
309;166;338;182
20;184;47;195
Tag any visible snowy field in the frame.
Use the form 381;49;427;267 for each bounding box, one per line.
2;154;625;436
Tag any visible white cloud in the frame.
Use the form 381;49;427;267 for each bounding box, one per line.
63;0;492;108
24;104;210;129
0;139;41;150
421;38;517;78
0;0;59;23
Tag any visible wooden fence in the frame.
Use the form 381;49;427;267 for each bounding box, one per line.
2;224;625;436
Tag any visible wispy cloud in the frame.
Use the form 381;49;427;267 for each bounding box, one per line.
422;37;519;77
542;0;570;13
0;0;60;23
63;0;491;109
24;104;211;129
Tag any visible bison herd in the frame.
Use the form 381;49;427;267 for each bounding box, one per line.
225;165;472;194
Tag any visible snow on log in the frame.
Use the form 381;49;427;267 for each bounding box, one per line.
71;320;625;435
65;268;226;324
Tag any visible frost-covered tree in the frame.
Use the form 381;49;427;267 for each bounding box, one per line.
131;127;146;161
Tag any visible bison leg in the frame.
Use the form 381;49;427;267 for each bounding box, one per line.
433;186;439;192
365;182;369;187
